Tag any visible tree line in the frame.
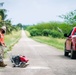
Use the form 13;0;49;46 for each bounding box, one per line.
25;10;76;38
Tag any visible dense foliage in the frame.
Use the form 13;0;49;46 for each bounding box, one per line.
25;22;75;38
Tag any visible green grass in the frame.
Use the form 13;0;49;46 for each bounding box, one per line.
4;30;21;55
25;30;65;50
25;30;31;37
31;36;65;50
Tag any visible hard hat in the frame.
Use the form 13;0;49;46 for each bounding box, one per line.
1;26;6;32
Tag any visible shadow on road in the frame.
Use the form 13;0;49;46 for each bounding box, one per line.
58;55;76;60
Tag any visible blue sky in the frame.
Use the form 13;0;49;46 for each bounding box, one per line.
0;0;76;25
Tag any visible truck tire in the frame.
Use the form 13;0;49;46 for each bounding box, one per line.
64;49;69;56
64;44;69;56
71;50;76;59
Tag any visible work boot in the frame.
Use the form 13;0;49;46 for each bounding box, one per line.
0;62;7;67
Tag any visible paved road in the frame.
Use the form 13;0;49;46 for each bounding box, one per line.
0;30;76;75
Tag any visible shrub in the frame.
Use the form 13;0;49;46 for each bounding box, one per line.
49;30;63;38
37;31;42;36
30;28;39;36
42;29;50;36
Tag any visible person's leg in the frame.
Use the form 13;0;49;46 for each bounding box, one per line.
0;46;7;67
1;46;4;58
0;46;4;67
0;46;3;62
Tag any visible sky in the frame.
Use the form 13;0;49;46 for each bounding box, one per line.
0;0;76;25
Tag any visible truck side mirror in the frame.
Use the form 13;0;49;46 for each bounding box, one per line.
64;33;68;37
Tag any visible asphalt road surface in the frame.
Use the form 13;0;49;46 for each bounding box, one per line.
0;30;76;75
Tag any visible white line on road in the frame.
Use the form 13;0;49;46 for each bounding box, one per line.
26;66;50;69
0;66;50;70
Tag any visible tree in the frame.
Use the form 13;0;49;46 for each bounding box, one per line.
16;23;22;30
0;9;7;21
0;3;21;34
59;10;76;25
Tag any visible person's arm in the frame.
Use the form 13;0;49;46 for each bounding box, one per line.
2;43;7;47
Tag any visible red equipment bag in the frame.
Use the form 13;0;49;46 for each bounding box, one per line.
20;56;29;63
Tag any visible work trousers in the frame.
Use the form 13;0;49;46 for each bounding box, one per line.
0;46;4;60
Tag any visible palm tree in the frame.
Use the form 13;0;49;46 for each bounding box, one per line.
0;9;7;21
0;9;7;27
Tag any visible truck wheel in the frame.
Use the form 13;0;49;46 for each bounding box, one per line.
64;44;69;56
13;64;16;67
64;49;69;56
71;50;76;59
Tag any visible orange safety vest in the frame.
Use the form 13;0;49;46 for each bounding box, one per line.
0;32;4;45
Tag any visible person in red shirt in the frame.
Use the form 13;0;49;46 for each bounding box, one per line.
0;26;7;67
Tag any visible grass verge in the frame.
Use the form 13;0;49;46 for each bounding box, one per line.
31;36;65;50
4;30;21;57
25;30;65;50
25;30;30;37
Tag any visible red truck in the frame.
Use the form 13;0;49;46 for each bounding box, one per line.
64;27;76;59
